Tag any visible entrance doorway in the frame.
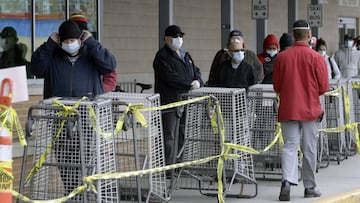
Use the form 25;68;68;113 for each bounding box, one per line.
338;17;357;49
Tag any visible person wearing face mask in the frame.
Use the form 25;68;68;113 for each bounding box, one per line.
153;25;203;167
31;19;116;99
315;38;341;80
70;13;118;93
207;30;263;85
334;33;360;78
273;20;328;201
208;41;255;89
257;34;279;84
0;26;31;77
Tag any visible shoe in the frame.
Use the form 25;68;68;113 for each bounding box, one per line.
304;188;321;198
278;180;291;201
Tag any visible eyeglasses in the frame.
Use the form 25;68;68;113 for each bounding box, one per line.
172;34;184;38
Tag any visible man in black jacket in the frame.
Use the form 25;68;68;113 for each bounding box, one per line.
153;25;203;166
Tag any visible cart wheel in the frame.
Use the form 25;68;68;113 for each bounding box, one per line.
66;121;76;139
25;119;34;137
336;153;340;165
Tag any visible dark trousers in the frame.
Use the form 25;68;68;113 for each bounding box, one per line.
162;110;185;165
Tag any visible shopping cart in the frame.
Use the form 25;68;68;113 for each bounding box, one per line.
345;77;360;156
19;97;118;203
172;87;257;199
247;84;303;180
324;80;347;164
99;92;168;203
317;95;330;171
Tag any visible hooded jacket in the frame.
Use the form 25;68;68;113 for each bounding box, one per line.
334;46;360;78
257;34;279;64
31;36;116;99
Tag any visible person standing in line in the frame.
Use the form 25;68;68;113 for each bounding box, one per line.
315;38;341;80
31;19;116;99
257;34;279;84
153;25;203;166
334;33;360;78
208;39;255;89
0;26;31;77
273;19;329;201
207;29;263;85
70;13;118;92
279;32;294;52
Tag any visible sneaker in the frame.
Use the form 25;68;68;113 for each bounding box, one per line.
279;180;291;201
304;188;321;198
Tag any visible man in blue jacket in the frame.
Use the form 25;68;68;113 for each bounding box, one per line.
31;19;116;99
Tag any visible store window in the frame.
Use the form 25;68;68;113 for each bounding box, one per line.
0;0;98;79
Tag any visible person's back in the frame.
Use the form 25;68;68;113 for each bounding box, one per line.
274;41;328;120
334;33;360;78
273;19;328;202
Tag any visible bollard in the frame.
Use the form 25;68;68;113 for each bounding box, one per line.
0;78;13;203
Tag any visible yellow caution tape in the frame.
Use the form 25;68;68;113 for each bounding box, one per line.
342;86;351;124
319;122;360;154
12;185;87;203
352;82;360;89
86;105;112;138
0;161;13;180
324;87;341;97
0;104;27;146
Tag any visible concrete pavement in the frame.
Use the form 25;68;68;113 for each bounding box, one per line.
169;154;360;203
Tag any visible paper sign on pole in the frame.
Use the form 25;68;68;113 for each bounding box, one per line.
0;66;29;103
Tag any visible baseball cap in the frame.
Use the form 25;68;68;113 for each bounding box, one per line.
0;26;17;38
229;30;243;38
165;25;185;37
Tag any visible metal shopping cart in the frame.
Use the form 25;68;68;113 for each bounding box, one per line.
345;77;360;156
173;87;257;199
19;97;118;203
324;80;347;164
247;84;304;180
99;92;168;203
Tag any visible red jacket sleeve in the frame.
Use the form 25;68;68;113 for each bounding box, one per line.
103;70;118;92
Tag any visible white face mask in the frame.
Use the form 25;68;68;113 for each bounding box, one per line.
318;50;326;56
345;40;354;48
172;37;183;49
62;40;81;55
266;49;278;57
232;51;245;63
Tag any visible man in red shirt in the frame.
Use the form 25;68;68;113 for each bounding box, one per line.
273;19;329;201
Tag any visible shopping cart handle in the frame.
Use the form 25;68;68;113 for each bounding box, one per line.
136;82;152;92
